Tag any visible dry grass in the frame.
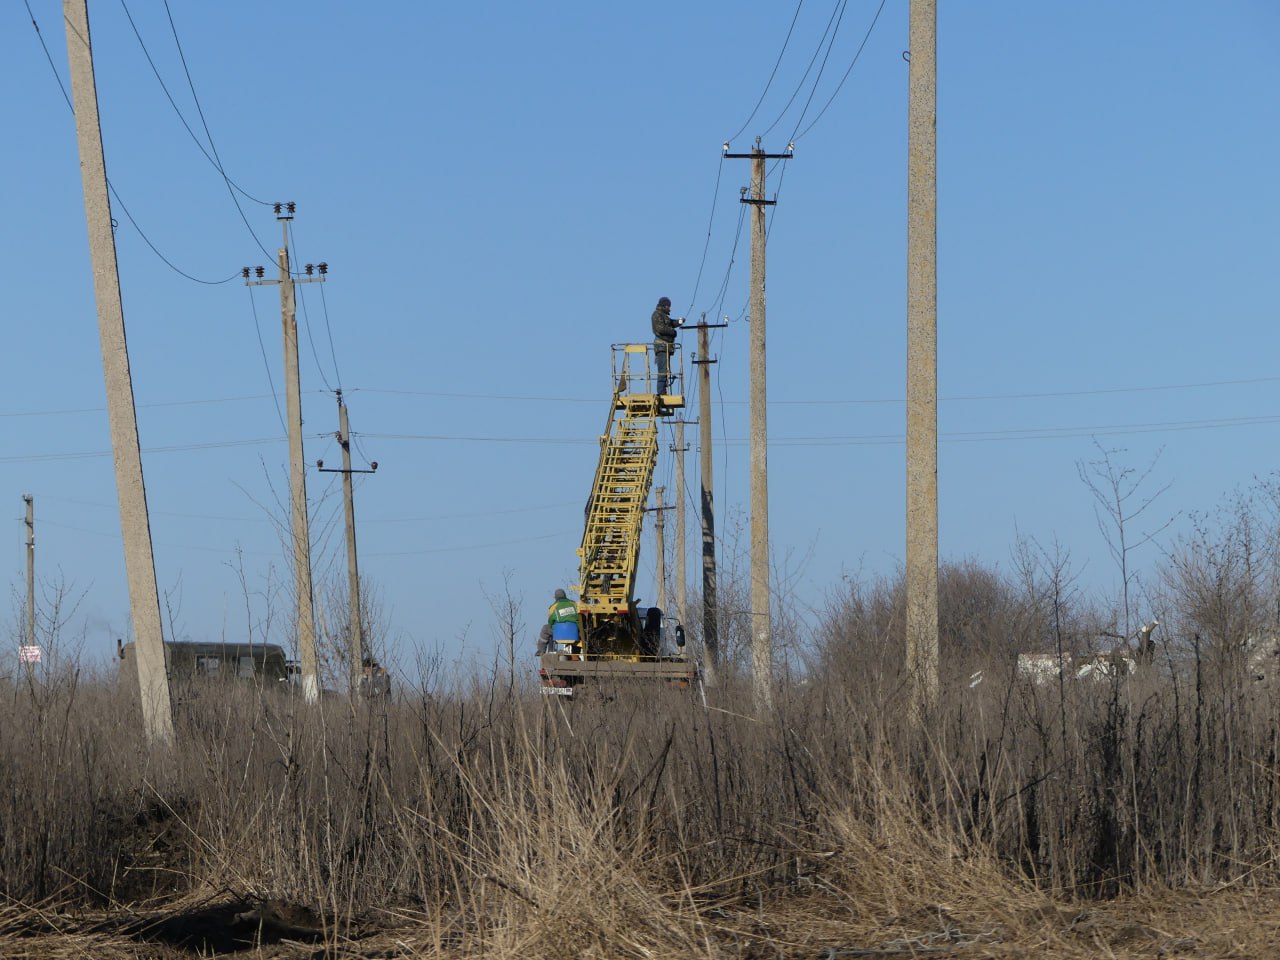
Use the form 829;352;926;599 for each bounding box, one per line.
7;555;1280;959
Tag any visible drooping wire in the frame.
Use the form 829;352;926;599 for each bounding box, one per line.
288;232;338;392
160;0;278;262
781;0;852;141
248;286;287;432
760;0;846;140
23;0;72;111
725;0;807;145
318;284;344;389
684;151;725;317
294;281;335;393
792;0;888;142
118;0;268;205
108;184;240;284
23;0;239;285
351;432;377;470
706;201;749;322
289;222;343;389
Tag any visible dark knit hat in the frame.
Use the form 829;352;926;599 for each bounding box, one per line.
554;588;567;599
657;296;671;308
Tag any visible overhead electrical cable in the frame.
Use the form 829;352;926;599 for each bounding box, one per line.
159;0;281;263
792;0;888;142
685;151;725;315
353;412;1280;447
248;287;287;432
782;0;851;140
725;0;807;145
117;0;267;205
289;225;343;390
2;374;1269;420
366;532;562;559
760;0;845;140
0;436;287;465
23;0;240;284
706;201;749;321
0;390;323;419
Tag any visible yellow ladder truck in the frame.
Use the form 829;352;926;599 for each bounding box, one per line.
539;343;698;697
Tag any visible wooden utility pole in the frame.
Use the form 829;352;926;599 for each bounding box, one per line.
654;486;667;613
63;0;174;746
906;0;940;715
693;319;727;685
318;390;378;695
726;139;791;713
245;210;327;703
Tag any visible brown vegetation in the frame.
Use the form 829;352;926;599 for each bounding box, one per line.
6;483;1280;957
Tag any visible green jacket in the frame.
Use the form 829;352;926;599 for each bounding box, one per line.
548;598;579;626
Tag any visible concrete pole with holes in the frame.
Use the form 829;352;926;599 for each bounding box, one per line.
278;225;321;704
654;486;667;614
674;421;687;634
63;0;174;745
748;148;773;714
906;0;940;716
338;395;364;693
24;495;35;681
697;324;720;686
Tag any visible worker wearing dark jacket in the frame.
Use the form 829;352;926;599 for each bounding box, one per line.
651;296;682;397
547;588;580;652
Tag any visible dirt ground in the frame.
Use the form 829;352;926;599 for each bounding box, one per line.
2;886;1278;959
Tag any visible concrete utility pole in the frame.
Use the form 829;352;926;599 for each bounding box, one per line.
23;495;35;682
63;0;174;746
672;421;690;633
317;390;378;696
245;209;327;703
693;318;728;685
726;138;792;713
906;0;940;715
23;496;35;651
654;486;667;613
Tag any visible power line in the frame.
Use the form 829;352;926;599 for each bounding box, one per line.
0;390;311;420
35;494;580;525
726;0;808;145
293;271;334;393
0;435;286;465
108;183;242;284
350;388;599;403
248;286;288;431
2;374;1271;420
159;0;279;265
793;0;889;142
288;227;341;391
353;412;1280;447
318;284;343;389
356;432;596;446
365;532;562;559
685;151;725;316
117;0;267;205
22;0;241;285
706;201;749;321
782;0;852;141
760;0;845;140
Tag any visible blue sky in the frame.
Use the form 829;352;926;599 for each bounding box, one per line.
2;1;1277;679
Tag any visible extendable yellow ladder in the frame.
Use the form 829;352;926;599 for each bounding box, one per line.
576;344;680;614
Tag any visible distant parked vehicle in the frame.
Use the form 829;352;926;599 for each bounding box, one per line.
118;640;289;685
